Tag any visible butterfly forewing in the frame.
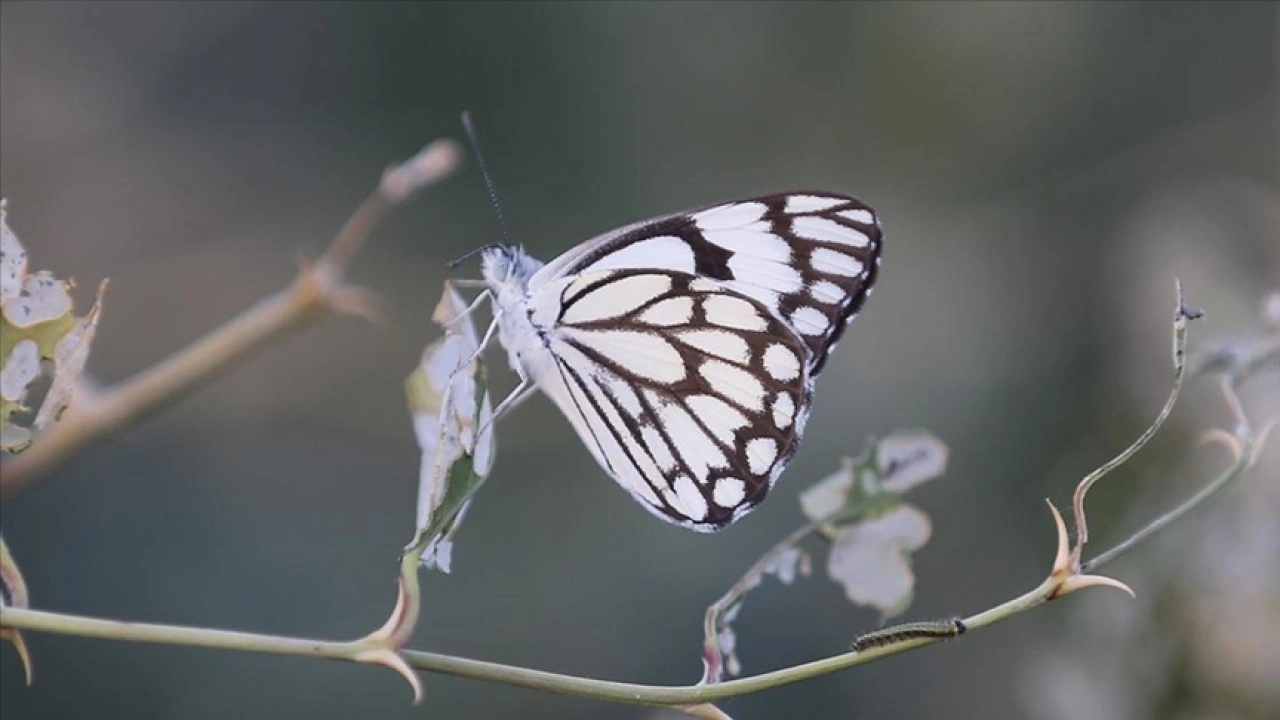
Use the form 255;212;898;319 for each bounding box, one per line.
528;269;813;530
538;191;883;376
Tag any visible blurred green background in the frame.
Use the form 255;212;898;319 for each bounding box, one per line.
2;2;1277;719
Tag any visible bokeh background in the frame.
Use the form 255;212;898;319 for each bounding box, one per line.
2;2;1277;719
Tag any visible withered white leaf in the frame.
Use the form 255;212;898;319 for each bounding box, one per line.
798;462;853;522
877;431;949;494
408;282;494;572
827;504;933;620
1;340;40;405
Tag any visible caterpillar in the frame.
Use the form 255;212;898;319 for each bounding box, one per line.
851;618;967;652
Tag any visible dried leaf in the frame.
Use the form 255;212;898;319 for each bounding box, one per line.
798;461;853;521
0;204;27;304
798;431;949;522
0;205;106;452
761;546;810;585
827;504;932;620
712;601;742;678
877;430;949;493
709;431;949;681
1;340;40;406
1;271;72;330
406;282;494;572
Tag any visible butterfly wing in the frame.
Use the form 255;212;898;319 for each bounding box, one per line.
529;191;883;375
524;268;813;531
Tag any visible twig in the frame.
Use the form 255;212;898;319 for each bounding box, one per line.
0;139;461;496
1070;280;1200;554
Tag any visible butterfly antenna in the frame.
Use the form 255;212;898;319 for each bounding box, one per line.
462;110;514;250
446;242;503;270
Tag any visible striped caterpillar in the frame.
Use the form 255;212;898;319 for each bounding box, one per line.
851;618;967;652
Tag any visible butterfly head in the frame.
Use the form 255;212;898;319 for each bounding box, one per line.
480;245;542;294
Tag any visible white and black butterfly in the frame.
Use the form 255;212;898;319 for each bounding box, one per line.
460;192;883;532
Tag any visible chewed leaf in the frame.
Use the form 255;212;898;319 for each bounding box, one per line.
798;462;854;521
1;536;33;685
2;271;72;330
877;431;949;493
761;546;811;585
710;431;948;682
0;206;27;304
407;282;494;572
701;538;812;684
1;340;40;406
1;205;106;453
798;431;950;522
827;504;932;621
712;602;742;678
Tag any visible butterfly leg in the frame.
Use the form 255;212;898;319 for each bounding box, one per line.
441;293;501;389
473;366;535;438
440;288;492;330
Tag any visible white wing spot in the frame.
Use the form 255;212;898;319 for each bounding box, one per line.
712;477;746;508
690;278;722;293
790;306;829;337
763;343;801;381
746;437;779;475
686;394;750;445
637;296;694;326
580;235;696;275
678;329;750;364
655;395;726;481
699;359;765;412
703;227;791;261
727;254;804;295
693;202;767;231
567;329;685;383
673;474;708;521
561;273;672;324
642;426;677;472
786;195;846;214
703;295;768;331
793;216;870;249
577;372;668;508
810;280;846;304
837;208;876;225
810;248;864;278
772;392;795;429
719;280;782;315
607;375;644;418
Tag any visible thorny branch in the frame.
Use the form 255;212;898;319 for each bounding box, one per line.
5;281;1274;716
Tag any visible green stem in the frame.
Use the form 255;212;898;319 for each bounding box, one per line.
0;574;1054;708
1;607;361;661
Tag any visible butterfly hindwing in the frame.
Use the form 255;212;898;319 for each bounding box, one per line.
528;269;814;531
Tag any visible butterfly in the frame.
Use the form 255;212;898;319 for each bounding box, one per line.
461;191;883;532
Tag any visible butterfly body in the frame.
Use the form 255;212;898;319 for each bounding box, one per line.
475;192;883;532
